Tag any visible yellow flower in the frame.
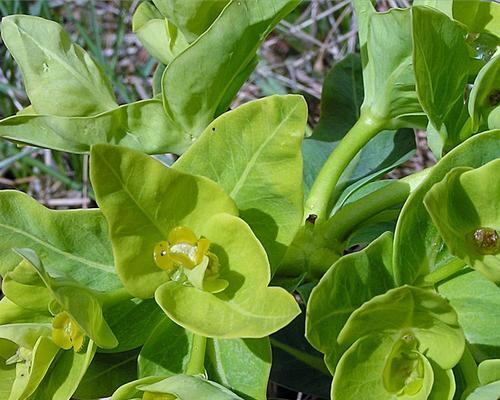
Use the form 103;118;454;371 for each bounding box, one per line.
52;311;85;351
153;226;211;271
153;226;228;293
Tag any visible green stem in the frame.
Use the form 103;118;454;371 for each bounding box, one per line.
186;334;207;375
305;110;387;221
324;180;410;244
423;258;466;286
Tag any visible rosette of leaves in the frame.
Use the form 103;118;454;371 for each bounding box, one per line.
424;159;500;283
0;249;120;399
90;143;300;338
306;234;465;399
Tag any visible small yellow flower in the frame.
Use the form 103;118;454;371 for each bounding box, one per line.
153;226;228;293
153;226;211;271
52;311;85;351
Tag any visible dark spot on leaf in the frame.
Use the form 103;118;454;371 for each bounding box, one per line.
212;127;216;132
487;89;500;107
306;214;317;224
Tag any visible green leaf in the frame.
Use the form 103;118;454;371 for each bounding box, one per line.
393;129;500;285
101;298;165;354
0;99;189;154
0;340;16;399
0;298;51;325
155;213;300;338
428;361;456;400
332;334;435;400
438;270;500;360
206;337;271;400
478;359;500;385
29;341;96;400
469;50;500;132
338;286;465;370
452;0;500;37
132;2;188;65
90;144;238;299
14;248;118;350
138;374;244;399
175;95;307;270
138;317;194;377
424;160;500;283
413;0;452;16
0;15;117;116
111;377;165;400
466;381;500;400
162;0;299;138
412;6;472;155
73;349;138;400
306;232;395;368
156;0;229;42
0;324;51;350
353;1;425;128
8;336;59;400
2;259;53;312
0;190;120;292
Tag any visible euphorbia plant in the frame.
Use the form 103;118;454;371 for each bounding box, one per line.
0;0;499;399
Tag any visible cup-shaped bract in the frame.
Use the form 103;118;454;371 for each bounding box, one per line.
424;159;500;283
91;144;300;338
331;286;464;399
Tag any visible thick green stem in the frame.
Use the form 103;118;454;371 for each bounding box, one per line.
324;180;410;244
186;334;207;376
423;259;466;286
305;111;387;221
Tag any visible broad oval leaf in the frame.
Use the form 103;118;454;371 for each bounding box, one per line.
478;359;500;385
162;0;300;138
353;0;425;128
0;99;189;154
138;317;194;377
424;160;500;283
155;213;300;338
0;190;120;292
306;232;395;366
28;340;96;400
90;143;238;298
338;286;465;370
412;6;472;156
0;15;117;116
438;270;500;360
393;129;500;285
156;0;229;42
466;381;500;400
332;334;435;400
206;337;271;400
175;95;307;270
